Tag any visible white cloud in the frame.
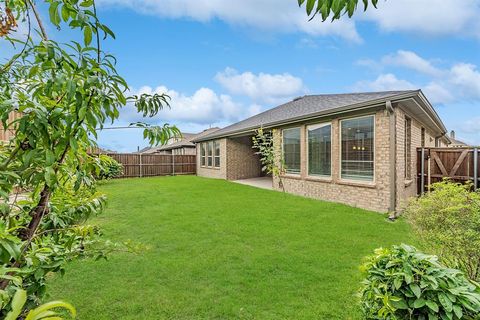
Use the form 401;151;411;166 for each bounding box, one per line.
450;63;480;100
360;0;480;39
120;85;246;125
381;50;442;77
356;51;480;105
215;67;305;104
97;0;361;42
353;73;416;92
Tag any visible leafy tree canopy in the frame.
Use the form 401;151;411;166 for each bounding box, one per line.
298;0;379;21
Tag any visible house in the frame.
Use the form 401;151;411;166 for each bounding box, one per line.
448;130;469;148
140;128;220;155
193;90;450;213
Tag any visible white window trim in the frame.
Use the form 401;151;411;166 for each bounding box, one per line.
339;114;376;184
306;122;332;179
282;127;302;175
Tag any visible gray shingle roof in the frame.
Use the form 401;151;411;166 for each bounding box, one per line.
196;90;418;142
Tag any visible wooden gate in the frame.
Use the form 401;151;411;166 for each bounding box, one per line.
417;147;479;194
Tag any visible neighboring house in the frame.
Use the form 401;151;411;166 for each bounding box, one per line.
194;90;450;213
138;132;195;154
448;130;469;148
140;128;220;155
0;112;21;142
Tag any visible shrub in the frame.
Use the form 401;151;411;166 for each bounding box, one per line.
95;155;123;180
360;244;480;320
404;180;480;281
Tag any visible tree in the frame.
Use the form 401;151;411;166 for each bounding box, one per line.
0;0;179;316
298;0;379;21
252;128;285;191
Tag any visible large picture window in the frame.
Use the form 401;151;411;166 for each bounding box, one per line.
341;115;374;181
214;141;221;168
283;127;301;174
200;143;206;166
308;123;331;177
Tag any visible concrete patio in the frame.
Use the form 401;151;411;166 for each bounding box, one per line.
233;177;273;190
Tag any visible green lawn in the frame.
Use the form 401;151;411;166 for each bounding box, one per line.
47;176;412;319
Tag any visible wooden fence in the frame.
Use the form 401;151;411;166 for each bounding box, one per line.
105;153;196;178
417;147;479;194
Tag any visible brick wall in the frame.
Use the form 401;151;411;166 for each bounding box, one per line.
272;109;393;213
196;138;227;179
395;106;437;211
226;136;262;180
196;136;262;180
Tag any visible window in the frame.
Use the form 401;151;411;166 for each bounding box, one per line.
421;127;426;147
341;115;374;181
405;117;412;180
308;123;331;177
200;143;206;166
283;127;301;174
214;141;220;168
207;141;213;167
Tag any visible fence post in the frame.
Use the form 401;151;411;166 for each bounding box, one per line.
474;147;478;191
172;153;175;176
420;148;425;195
139;153;143;178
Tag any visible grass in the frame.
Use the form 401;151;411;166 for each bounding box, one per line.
47;176;413;319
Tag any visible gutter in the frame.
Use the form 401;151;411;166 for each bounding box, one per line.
386;100;397;214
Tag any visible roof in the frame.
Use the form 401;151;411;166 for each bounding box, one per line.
195;90;432;142
140;128;220;153
449;138;468;146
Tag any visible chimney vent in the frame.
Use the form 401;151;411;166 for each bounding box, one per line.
450;130;456;139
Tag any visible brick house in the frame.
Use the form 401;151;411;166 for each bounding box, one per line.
193;90;450;213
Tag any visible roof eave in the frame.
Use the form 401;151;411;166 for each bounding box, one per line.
194;91;420;142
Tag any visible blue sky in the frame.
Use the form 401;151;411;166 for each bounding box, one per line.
6;0;480;151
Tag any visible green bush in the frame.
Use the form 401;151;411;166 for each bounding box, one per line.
404;180;480;281
360;244;480;320
95;155;123;180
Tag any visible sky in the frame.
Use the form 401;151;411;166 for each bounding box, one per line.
5;0;480;151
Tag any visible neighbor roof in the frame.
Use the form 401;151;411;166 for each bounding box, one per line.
142;128;221;153
195;90;446;142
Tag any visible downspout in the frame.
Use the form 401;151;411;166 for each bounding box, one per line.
386;100;397;216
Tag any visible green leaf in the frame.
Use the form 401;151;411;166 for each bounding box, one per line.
438;293;453;313
48;1;61;26
84;25;93;46
414;298;427;308
5;289;27;320
452;305;462;319
44;166;56;187
410;283;421;298
306;0;316;15
426;300;439;313
61;5;70;22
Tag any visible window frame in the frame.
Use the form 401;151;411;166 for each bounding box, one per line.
306;122;332;179
339;114;376;183
282;127;302;175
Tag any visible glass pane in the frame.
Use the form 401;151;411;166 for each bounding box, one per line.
201;143;206;156
215;141;220;157
308;124;331;176
207;142;213;166
341;116;374;181
283;128;301;174
214;156;220;167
